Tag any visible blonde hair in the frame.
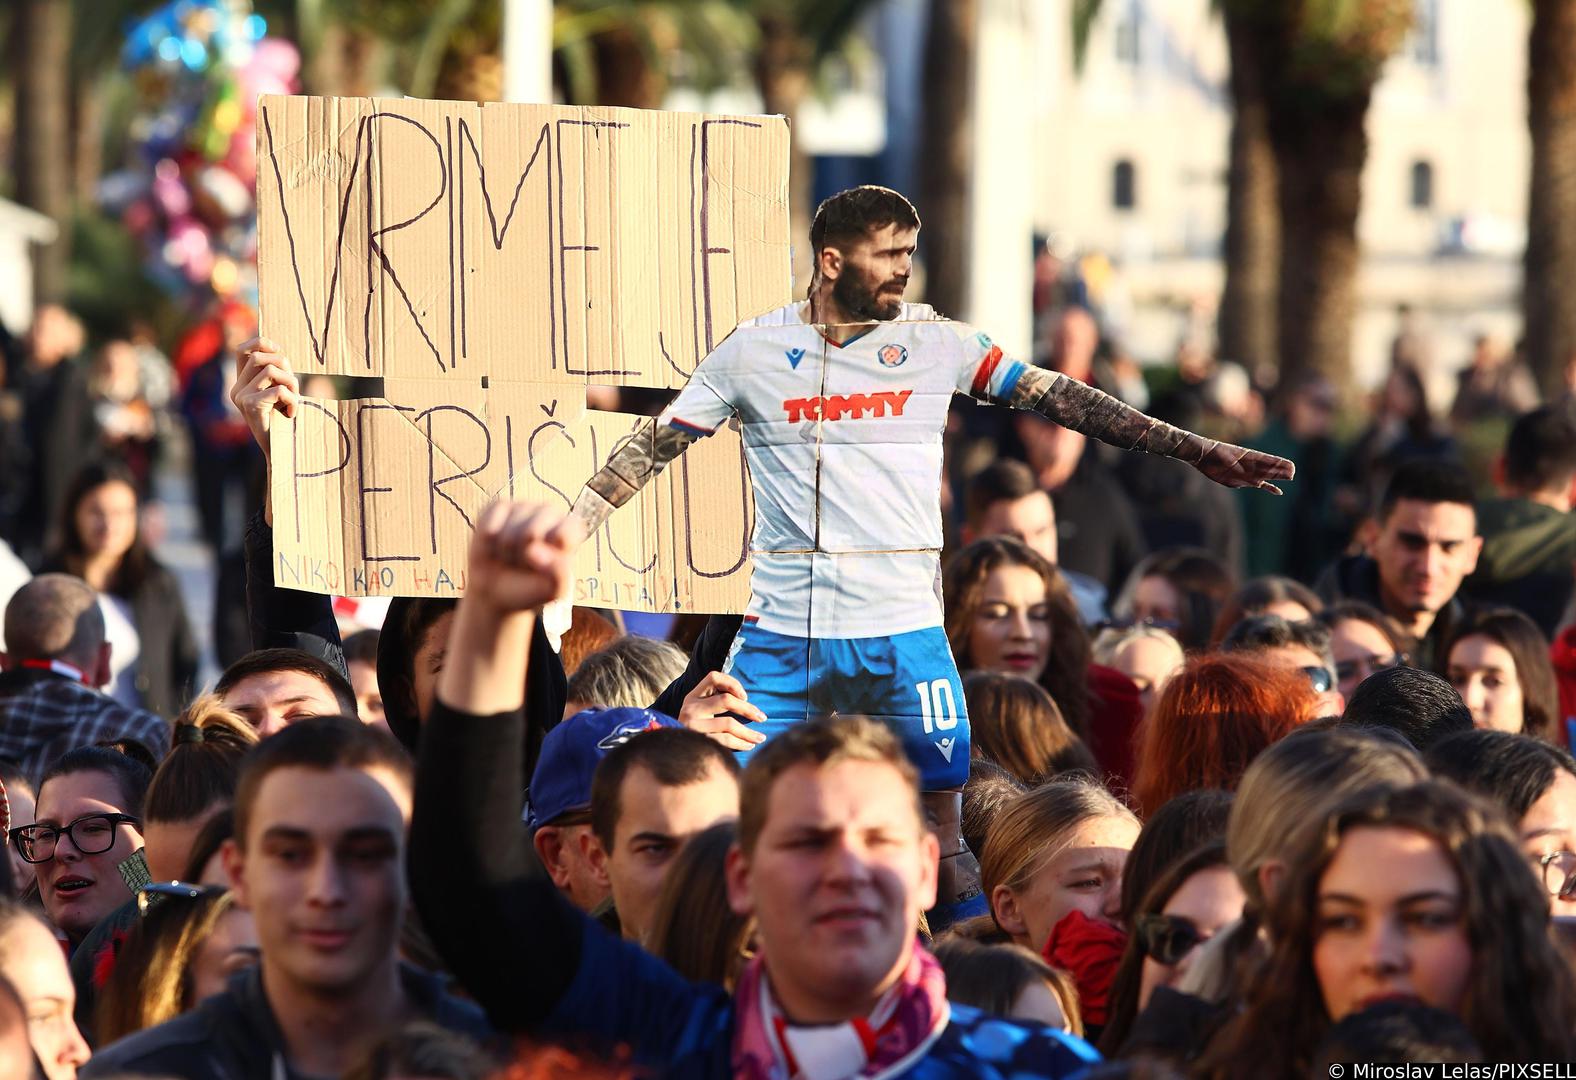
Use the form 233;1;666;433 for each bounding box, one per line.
95;890;240;1044
1227;725;1425;912
1090;624;1185;672
980;778;1136;924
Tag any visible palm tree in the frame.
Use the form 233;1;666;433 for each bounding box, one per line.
11;0;73;302
1253;1;1412;389
1217;4;1278;374
917;0;977;320
1523;0;1576;395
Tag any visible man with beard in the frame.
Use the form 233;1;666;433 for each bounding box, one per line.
568;186;1295;927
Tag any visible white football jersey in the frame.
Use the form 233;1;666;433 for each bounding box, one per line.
659;301;1030;638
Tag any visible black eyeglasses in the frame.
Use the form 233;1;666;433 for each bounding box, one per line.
11;813;141;864
136;880;227;916
1135;913;1207;966
1301;666;1336;694
1540;851;1576;900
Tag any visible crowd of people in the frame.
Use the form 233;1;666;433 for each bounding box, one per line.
1;184;1576;1078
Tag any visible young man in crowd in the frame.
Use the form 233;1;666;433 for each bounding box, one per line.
584;726;740;944
0;575;167;783
84;718;489;1079
409;499;1099;1076
527;706;686;915
1317;459;1482;671
1463;404;1576;636
958;456;1108;623
213;647;358;736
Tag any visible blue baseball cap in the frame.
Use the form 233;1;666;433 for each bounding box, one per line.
525;707;682;829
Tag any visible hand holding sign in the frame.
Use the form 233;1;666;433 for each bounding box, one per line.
232;336;300;454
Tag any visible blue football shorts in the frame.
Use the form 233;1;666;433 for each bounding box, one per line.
723;622;970;789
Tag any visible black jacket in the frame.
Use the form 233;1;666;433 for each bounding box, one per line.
82;964;491;1079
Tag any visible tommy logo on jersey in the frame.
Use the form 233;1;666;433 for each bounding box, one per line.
877;343;908;368
782;390;912;423
785;347;806;370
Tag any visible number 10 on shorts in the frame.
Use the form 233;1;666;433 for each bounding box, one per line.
916;680;958;734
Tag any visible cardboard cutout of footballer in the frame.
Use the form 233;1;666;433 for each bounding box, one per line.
569;187;1295;925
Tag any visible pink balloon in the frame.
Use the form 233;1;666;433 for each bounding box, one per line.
239;38;300;103
167;216;214;282
151;163;191;219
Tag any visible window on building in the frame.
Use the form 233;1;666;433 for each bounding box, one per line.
1115;3;1141;65
1410;0;1440;65
1113;159;1137;210
1410;160;1434;210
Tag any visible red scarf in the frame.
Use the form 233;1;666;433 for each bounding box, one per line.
1042;910;1127;1026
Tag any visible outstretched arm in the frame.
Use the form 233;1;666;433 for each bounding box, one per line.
1007;367;1295;493
568;420;703;535
410;502;592;1031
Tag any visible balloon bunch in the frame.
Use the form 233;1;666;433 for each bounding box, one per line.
102;0;300;305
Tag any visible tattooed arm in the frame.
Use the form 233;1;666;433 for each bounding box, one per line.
1006;366;1295;493
569;421;705;535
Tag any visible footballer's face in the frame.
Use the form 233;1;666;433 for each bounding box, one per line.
832;224;917;322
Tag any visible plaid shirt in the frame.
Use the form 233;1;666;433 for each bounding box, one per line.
0;669;169;786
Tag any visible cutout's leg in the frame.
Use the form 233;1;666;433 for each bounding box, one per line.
923;788;986;934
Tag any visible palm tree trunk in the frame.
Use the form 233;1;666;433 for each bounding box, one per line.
1524;0;1576;395
1269;90;1371;389
311;22;387;97
918;0;977;320
591;24;664;108
756;13;814;295
1217;8;1278;373
13;0;73;303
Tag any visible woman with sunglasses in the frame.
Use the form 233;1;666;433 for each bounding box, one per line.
1443;607;1561;741
19;747;150;950
1426;730;1576;918
1197;782;1576;1077
1315;601;1413;702
1099;841;1244;1057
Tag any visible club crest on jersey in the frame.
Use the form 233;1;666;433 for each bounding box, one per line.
878;343;909;368
785;347;806;370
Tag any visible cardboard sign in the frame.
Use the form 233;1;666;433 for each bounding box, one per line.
259;95;788;608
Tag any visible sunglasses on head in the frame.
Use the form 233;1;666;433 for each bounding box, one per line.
1301;665;1336;695
136;880;227;917
1135;913;1206;966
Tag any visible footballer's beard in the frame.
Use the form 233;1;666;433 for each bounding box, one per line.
833;270;907;322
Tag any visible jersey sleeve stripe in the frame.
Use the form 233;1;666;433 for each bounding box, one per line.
667;417;717;437
996;360;1028;402
970;345;1004;396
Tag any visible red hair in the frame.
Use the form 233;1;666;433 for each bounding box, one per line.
1130;653;1314;817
